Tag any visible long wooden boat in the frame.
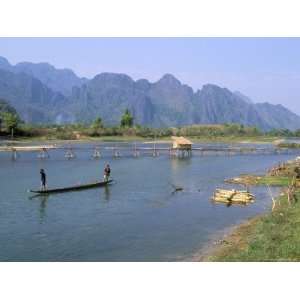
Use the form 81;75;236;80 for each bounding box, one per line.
29;180;113;194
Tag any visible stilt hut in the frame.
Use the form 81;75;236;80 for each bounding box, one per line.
170;136;192;157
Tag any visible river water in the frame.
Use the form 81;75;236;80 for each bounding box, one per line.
0;142;296;261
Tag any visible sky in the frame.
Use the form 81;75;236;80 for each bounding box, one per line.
0;37;299;114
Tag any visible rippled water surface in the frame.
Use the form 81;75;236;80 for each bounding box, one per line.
0;142;295;261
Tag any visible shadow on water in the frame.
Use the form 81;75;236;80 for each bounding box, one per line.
28;194;49;224
38;196;49;223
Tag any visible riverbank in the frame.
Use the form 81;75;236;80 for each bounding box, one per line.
198;159;300;262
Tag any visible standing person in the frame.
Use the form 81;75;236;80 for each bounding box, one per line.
40;169;47;190
104;164;111;182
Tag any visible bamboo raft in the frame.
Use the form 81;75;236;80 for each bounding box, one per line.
212;188;255;205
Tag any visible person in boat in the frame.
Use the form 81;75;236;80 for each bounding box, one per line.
104;164;111;182
40;169;47;190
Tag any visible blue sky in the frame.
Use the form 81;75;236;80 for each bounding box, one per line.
0;37;299;114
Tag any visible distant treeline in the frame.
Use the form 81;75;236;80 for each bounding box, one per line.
1;109;300;140
4;123;300;140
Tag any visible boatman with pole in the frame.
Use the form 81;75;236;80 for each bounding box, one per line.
40;169;47;190
104;164;111;182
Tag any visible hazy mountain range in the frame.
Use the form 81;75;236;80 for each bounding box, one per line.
0;55;300;130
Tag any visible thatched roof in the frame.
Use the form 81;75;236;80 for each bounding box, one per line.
171;136;193;145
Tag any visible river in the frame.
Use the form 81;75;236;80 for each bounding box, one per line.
0;142;296;261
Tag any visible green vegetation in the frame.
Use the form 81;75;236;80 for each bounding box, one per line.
1;113;300;142
277;142;300;149
178;123;261;138
207;160;300;261
227;175;293;186
0;121;265;140
208;191;300;261
120;109;134;127
91;117;103;129
1;112;20;131
0;111;21;137
268;128;300;137
257;176;291;186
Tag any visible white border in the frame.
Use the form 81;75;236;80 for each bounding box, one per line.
1;0;300;37
1;0;300;299
1;262;300;300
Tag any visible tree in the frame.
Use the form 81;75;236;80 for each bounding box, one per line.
295;129;300;137
120;109;134;127
251;126;261;136
0;112;20;136
91;117;103;129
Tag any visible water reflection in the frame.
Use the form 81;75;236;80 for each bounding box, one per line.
28;194;49;223
103;185;111;201
38;195;49;223
170;157;192;172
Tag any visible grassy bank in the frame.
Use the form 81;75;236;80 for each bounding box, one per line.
226;175;293;186
206;190;300;261
205;160;300;261
277;142;300;149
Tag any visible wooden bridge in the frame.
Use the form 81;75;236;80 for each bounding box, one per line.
0;143;300;161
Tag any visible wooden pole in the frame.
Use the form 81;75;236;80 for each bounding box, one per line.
267;184;276;211
153;136;159;157
93;147;101;159
133;142;139;157
11;148;18;161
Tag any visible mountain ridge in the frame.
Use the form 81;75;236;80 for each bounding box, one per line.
0;55;300;130
0;56;87;96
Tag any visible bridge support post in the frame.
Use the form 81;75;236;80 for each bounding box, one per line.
38;148;50;159
133;143;140;157
65;148;76;160
11;148;18;161
113;146;121;158
93;147;101;159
